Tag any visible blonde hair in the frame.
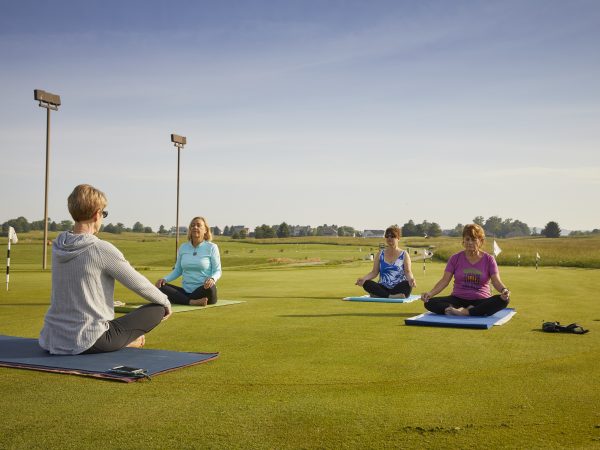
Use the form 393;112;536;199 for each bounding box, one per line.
67;184;107;222
187;216;212;241
462;223;485;242
385;225;401;239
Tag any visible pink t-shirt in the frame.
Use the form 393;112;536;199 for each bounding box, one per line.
445;251;498;300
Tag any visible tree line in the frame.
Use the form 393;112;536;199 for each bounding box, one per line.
221;223;359;239
2;216;591;239
0;216;157;235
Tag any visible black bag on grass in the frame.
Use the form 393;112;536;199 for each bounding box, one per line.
542;321;589;334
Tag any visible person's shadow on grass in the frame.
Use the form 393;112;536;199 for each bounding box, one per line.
243;295;338;300
279;312;416;318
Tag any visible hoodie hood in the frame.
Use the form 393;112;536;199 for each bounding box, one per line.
52;231;99;263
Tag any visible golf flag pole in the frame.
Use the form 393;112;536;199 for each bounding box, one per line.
423;248;433;276
6;227;18;290
517;253;520;267
536;251;540;271
493;240;502;258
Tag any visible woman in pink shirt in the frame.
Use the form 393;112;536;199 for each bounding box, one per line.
421;224;511;316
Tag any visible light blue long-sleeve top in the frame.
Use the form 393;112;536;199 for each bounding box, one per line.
164;240;222;293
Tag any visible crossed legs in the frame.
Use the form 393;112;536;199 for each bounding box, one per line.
424;295;508;317
159;283;218;306
362;280;412;298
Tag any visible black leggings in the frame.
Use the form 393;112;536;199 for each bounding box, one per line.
159;283;218;305
83;303;166;354
424;295;509;317
362;280;412;298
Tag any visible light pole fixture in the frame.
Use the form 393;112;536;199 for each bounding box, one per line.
34;89;61;270
171;133;187;259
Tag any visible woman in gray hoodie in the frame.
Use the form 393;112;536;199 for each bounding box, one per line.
39;184;172;355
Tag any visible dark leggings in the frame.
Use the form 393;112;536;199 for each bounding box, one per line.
424;295;509;317
362;280;412;298
159;283;218;305
83;303;166;354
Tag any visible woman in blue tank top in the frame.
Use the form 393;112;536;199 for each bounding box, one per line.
355;225;416;298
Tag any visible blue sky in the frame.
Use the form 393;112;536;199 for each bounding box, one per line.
1;0;599;232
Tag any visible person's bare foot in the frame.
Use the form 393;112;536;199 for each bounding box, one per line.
389;293;406;299
127;335;145;348
445;306;469;316
190;297;208;307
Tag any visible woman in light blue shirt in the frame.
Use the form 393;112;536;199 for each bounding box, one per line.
156;216;222;306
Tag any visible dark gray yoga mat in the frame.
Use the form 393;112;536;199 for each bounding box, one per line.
0;335;218;382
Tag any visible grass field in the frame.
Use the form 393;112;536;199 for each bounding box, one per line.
1;235;599;449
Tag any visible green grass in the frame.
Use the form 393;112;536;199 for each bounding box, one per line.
1;236;599;449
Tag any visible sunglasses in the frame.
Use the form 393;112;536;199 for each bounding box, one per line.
385;234;397;238
101;210;108;218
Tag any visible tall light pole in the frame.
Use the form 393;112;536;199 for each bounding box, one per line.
34;89;61;270
171;133;187;260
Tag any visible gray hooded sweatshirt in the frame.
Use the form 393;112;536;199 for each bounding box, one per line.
39;231;170;355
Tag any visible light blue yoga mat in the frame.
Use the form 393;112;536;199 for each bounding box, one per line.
343;294;421;303
0;335;218;382
405;308;516;329
115;299;244;313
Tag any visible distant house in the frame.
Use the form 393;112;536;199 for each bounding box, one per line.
211;226;222;236
290;225;312;237
169;226;188;236
320;227;338;237
363;230;385;238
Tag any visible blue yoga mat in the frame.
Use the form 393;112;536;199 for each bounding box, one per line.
343;294;421;303
0;335;218;382
405;308;516;329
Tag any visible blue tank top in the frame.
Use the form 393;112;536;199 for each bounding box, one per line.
379;250;407;288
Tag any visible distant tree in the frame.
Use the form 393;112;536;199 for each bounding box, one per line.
254;224;275;239
231;231;240;239
59;220;74;231
103;223;117;233
49;221;58;231
337;226;356;237
401;220;418;237
4;217;30;233
144;226;153;233
507;219;530;237
30;219;45;230
415;221;428;237
542;221;561;238
239;228;248;239
116;223;125;233
133;221;144;233
158;225;166;234
223;225;231;236
473;216;485;226
427;222;442;237
448;223;464;237
277;222;290;238
211;226;222;236
483;216;503;237
315;224;339;236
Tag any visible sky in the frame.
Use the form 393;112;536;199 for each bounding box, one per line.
1;0;599;232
